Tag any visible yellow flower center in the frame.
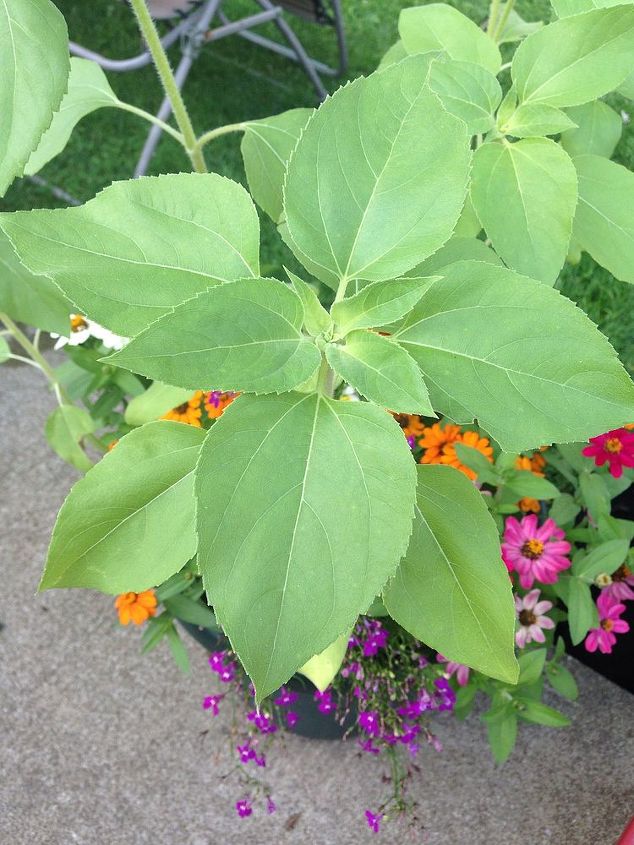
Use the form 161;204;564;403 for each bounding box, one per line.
70;314;88;332
601;618;614;632
521;539;544;560
605;437;623;454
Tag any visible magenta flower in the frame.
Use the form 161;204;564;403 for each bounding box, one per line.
582;428;634;478
436;654;470;686
218;664;236;683
514;590;555;648
362;624;389;657
286;710;298;729
208;651;225;671
202;694;223;716
585;592;630;654
266;797;276;815
314;689;335;714
246;710;277;734
358;710;380;737
237;742;256;764
235;798;253;818
433;677;455;711
358;737;380;755
502;514;571;589
365;810;384;834
603;563;634;601
274;686;298;707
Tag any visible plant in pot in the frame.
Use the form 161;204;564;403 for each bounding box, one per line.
1;0;634;834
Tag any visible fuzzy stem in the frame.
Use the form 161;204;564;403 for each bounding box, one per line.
493;0;515;42
488;0;501;36
114;99;185;145
194;122;247;153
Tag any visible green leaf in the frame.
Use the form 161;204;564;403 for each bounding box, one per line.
285;268;331;337
40;421;204;593
560;101;623;158
572;154;634;284
240;108;313;223
325;330;434;415
471;138;578;283
396;260;634;451
453;443;500;485
486;710;518;764
378;39;408;70
551;0;632;17
556;442;590;473
298;632;350;692
572;538;629;580
618;69;634;99
512;7;634;107
163;594;218;629
501;103;577;138
549;493;581;527
44;405;96;473
107;278;321;394
283;56;471;290
0;0;69;194
383;464;518;684
398;4;502;73
166;624;190;673
154;569;194;602
547;663;579;700
517;648;547;685
406;237;503;277
427;59;502;134
0;173;260;336
454;196;482;238
0;229;71;334
498;7;543;44
25;58;119;176
503;470;560;500
580;471;611;521
566;577;599;644
515;697;571;727
196;392;416;700
331;277;434;336
124;382;193;427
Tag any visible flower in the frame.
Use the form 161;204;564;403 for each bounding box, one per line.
286;710;299;729
205;390;238;419
358;737;380;755
514;590;555;648
432;677;455;711
274;687;298;707
266;797;276;815
162;391;204;427
246;710;277;734
202;694;223;716
237;742;256;764
584;592;630;654
235;798;253;818
418;423;493;480
365;810;384;834
359;620;389;657
436;654;470;686
418;422;461;462
314;689;335;714
51;314;127;351
358;710;380;737
602;563;634;601
516;452;547;513
114;590;157;625
437;430;494;480
582;429;634;478
393;413;426;448
502;514;571;589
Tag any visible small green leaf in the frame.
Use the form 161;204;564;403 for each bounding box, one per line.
572;154;634;285
163;595;218;630
517;648;547;685
498;7;543;44
503;470;560;500
560;101;623;159
0;0;69;194
25;58;119;176
285;267;331;337
515;697;571;727
572;539;630;580
45;405;96;473
551;0;632;17
453;443;500;485
298;632;350;692
166;624;190;673
407;237;503;277
428;59;502;134
383;464;519;684
326;331;434;416
567;577;599;644
549;493;580;527
196;393;416;701
107;278;321;394
124;382;193;427
471;138;578;284
486;710;518;764
398;4;502;73
241;108;313;222
580;472;611;521
331;277;435;336
40;421;204;593
501;103;577;138
547;663;579;700
512;7;634;107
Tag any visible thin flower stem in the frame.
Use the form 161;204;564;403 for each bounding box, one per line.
7;354;43;369
493;0;515;42
128;0;207;173
194;122;247;153
114;99;186;145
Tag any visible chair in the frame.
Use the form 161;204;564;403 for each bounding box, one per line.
68;0;347;176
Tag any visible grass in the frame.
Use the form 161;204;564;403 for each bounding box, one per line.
2;0;633;372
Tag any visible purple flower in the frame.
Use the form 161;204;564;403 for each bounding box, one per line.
246;710;277;734
365;810;384;833
358;737;380;755
314;689;335;714
218;663;236;683
362;628;389;657
236;798;253;818
202;694;222;716
358;710;380;737
274;686;299;707
433;677;456;711
266;797;276;815
255;753;266;768
286;710;299;729
236;742;256;764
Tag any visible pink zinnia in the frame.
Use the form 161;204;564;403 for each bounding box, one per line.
502;514;571;589
582;428;634;478
584;592;630;654
603;563;634;602
436;654;470;686
514;590;555;648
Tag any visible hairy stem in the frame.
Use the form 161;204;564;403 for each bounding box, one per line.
128;0;207;173
115;100;185;145
194;122;247;153
493;0;515;42
487;0;501;36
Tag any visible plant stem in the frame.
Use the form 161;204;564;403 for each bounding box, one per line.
194;122;247;153
115;100;185;145
316;357;332;396
493;0;515;42
488;0;501;36
128;0;207;173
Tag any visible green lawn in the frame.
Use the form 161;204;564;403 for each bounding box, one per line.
2;0;633;371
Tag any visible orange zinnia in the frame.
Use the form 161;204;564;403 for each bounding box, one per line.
516;451;547;513
393;413;426;442
437;430;494;480
115;590;158;625
418;422;462;462
162;391;204;427
206;390;238;419
519;497;541;514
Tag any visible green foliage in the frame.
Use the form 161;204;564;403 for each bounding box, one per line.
331;277;433;336
427;59;502;134
45;405;95;473
560;101;623;159
298;632;350;692
124;382;192;427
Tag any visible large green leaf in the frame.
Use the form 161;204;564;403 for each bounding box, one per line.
0;173;260;336
498;7;543;44
107;278;321;393
572;154;634;284
501;103;577;138
566;577;599;644
0;0;69;194
427;59;502;134
551;0;632;16
41;421;204;593
240;108;313;223
383;465;518;683
0;229;70;334
331;277;433;336
512;7;634;107
44;405;95;472
406;237;503;277
471;138;578;283
283;56;471;290
396;260;634;450
560;101;623;158
398;4;502;73
325;330;434;415
298;632;350;692
196;392;416;700
124;381;193;427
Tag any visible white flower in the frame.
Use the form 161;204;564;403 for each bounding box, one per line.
515;589;555;648
50;315;128;351
340;385;361;401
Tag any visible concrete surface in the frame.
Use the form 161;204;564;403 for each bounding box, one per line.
1;355;633;845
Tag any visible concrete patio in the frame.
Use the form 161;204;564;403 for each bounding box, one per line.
1;354;633;845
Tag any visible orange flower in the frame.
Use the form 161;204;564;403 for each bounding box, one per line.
515;452;546;476
418;422;461;462
625;423;634;431
206;390;238;419
162;391;204;427
437;430;494;480
393;413;426;442
115;590;157;625
107;439;119;451
519;497;541;513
